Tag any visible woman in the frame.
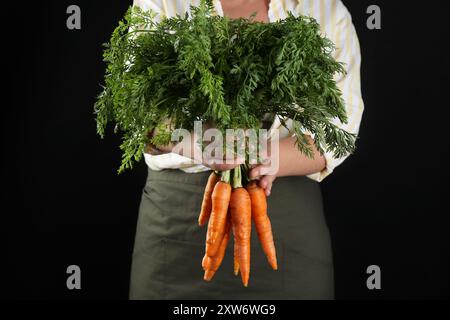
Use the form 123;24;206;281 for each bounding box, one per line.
130;0;363;299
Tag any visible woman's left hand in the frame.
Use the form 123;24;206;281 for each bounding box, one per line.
248;133;278;196
249;164;277;197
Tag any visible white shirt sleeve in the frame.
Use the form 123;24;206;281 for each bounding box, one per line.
305;0;364;182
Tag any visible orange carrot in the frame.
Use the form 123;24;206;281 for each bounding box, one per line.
202;254;210;271
198;171;220;226
230;187;252;287
202;210;230;272
205;178;232;257
246;181;277;270
232;225;240;276
204;218;231;281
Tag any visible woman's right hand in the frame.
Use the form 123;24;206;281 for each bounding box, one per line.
147;121;244;172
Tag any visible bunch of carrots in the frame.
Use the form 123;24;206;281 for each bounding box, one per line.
198;166;277;287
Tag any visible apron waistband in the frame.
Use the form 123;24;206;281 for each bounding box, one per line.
146;168;211;186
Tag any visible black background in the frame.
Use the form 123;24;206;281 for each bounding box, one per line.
4;0;450;299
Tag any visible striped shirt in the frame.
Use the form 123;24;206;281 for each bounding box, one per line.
133;0;364;182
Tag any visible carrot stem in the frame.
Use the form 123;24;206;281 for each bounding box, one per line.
241;163;250;186
221;170;231;184
232;166;242;189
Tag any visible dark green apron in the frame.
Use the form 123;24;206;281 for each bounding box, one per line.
129;168;334;299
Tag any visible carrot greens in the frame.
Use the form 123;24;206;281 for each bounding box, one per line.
94;0;355;172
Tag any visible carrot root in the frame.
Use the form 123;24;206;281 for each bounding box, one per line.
203;270;216;281
247;181;278;270
198;172;220;226
233;227;240;276
204;217;231;281
230;187;252;287
202;254;210;271
205;181;231;257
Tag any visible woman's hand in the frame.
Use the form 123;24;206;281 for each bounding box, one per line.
248;134;327;196
146;120;244;172
249;164;277;196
